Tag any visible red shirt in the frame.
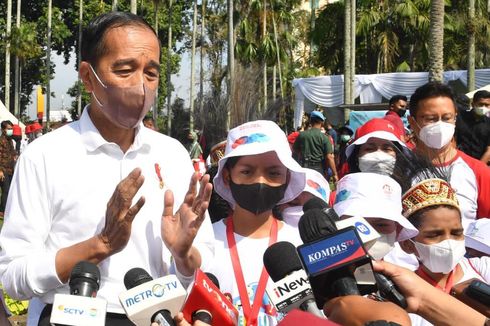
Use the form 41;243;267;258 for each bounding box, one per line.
384;111;406;137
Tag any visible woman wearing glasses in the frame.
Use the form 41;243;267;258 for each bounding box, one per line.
407;82;490;230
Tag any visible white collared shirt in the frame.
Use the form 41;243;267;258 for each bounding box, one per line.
0;107;214;314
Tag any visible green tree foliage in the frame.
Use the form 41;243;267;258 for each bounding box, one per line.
0;0;191;117
312;0;490;75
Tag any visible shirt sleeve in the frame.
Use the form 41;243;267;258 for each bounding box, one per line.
468;257;490;283
293;132;303;152
323;134;334;155
0;152;63;300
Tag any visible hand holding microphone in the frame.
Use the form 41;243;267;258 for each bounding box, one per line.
373;260;486;326
323;295;411;326
119;268;187;326
181;269;238;326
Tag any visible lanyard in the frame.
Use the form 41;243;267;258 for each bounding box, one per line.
416;267;455;293
226;217;278;326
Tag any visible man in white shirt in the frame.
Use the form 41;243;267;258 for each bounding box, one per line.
0;12;214;325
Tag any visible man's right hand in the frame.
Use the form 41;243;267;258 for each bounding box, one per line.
98;168;146;255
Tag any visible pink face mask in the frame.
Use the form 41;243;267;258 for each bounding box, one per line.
89;65;156;129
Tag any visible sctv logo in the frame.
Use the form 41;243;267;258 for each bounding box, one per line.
57;305;98;317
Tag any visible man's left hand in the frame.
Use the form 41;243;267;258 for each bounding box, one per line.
161;172;212;260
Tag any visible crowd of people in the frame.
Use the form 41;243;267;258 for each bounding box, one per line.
0;11;489;326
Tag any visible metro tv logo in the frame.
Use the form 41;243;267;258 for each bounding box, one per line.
307;240;355;263
124;281;179;307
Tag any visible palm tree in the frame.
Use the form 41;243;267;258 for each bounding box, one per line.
189;0;198;131
130;0;137;14
152;0;162;123
5;0;12;112
199;0;206;115
166;0;173;136
9;22;42;118
468;0;475;91
13;0;21;117
112;0;117;11
343;0;352;121
428;0;444;82
77;0;83;117
227;0;234;131
46;0;52;126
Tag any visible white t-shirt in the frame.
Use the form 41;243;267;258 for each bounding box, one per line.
446;150;490;229
384;243;419;271
0;107;215;320
207;219;302;326
409;257;490;326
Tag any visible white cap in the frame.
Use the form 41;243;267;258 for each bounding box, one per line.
302;168;331;203
465;219;490;255
214;120;306;207
333;172;418;241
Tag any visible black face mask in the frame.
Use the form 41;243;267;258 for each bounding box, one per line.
397;109;407;117
229;179;287;215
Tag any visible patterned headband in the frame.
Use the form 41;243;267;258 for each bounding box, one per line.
402;178;459;218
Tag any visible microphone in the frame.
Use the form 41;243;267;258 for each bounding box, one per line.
119;268;187;326
181;269;238;325
451;278;490;317
303;197;340;224
263;241;323;317
297;207;407;309
277;309;340;325
49;261;107;326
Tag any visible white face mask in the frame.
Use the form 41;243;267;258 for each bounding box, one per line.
412;239;466;274
418;121;455;149
358;151;396;175
474;106;490;117
368;230;397;260
281;206;304;228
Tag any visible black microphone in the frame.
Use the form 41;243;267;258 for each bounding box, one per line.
205;272;220;289
263;241;324;317
42;261;107;326
69;261;101;297
303;197;340;225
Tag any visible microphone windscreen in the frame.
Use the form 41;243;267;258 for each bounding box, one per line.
263;241;303;282
298;209;338;244
205;272;220;289
69;261;100;289
124;267;153;290
303;196;329;213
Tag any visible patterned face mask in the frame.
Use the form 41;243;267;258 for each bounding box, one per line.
90;65;155;129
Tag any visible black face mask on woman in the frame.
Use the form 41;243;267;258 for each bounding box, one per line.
229;179;287;215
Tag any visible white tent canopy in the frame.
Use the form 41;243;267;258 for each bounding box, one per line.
0;100;26;129
466;84;490;99
293;69;490;128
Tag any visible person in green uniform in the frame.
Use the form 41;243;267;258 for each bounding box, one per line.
293;111;338;182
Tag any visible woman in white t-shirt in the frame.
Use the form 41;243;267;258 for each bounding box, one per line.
398;178;490;326
208;120;306;326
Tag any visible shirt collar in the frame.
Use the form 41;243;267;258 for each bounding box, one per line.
79;105;151;153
